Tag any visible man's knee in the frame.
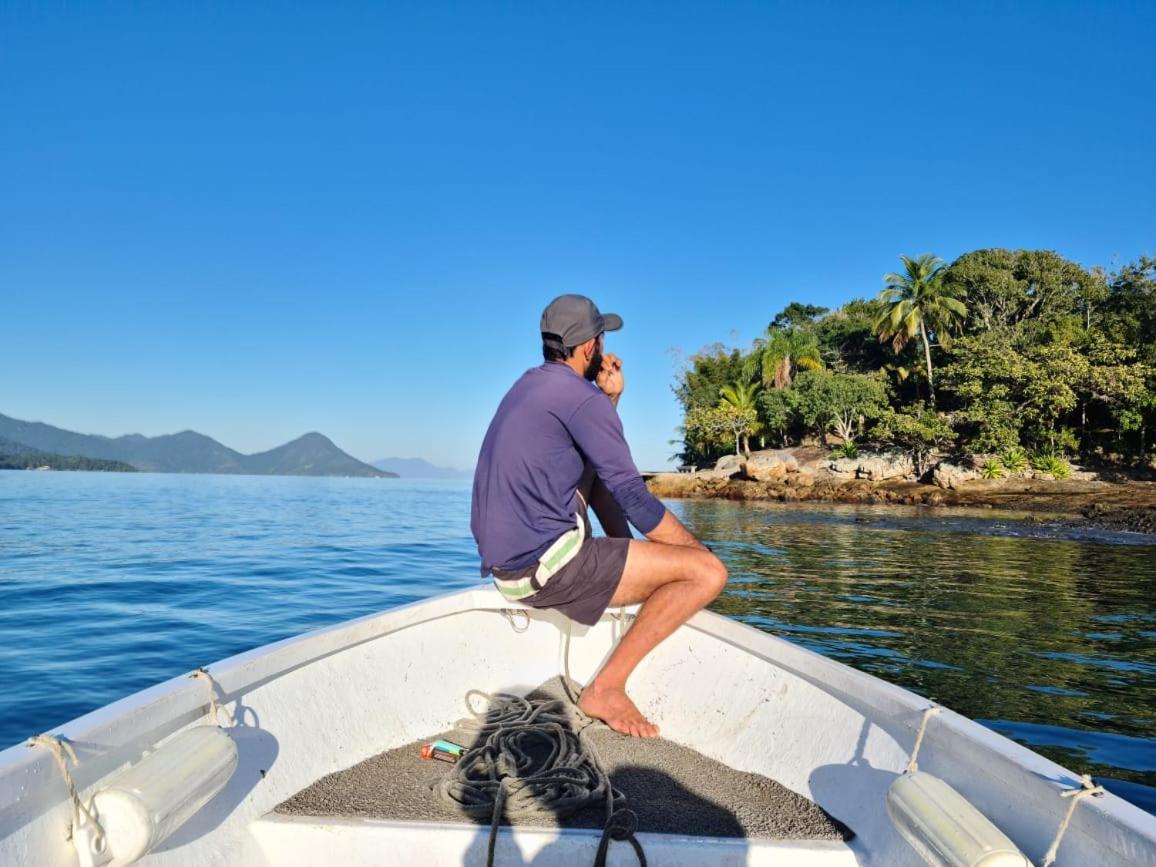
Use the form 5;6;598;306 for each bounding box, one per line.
695;552;728;602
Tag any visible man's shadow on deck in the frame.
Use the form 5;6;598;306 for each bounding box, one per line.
452;687;748;866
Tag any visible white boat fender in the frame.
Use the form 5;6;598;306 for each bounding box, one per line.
82;725;239;866
887;705;1030;867
888;771;1031;867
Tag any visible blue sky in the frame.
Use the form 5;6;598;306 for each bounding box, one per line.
2;3;1153;471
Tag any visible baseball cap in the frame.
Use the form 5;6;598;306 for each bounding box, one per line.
540;294;623;350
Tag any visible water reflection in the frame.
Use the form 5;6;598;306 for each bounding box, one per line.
670;500;1156;796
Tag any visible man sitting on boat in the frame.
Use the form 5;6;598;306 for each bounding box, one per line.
472;293;729;738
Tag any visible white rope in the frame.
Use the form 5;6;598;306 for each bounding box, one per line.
500;608;531;633
561;618;583;706
26;734;104;848
1041;774;1104;867
191;667;230;726
904;705;941;774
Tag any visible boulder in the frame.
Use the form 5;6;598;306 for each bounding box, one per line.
695;467;738;480
829;457;859;476
745;449;799;482
713;454;747;478
792;468;816;488
855;450;915;481
933;461;980;489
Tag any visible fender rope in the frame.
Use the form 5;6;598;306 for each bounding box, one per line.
436;689;646;867
27;734;104;848
904;704;941;774
1041;774;1104;867
191;667;230;726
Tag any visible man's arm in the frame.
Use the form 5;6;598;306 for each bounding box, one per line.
575;351;708;551
644;508;710;550
566;388;665;536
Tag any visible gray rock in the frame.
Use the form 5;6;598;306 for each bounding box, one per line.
695;467;738;480
855;450;914;481
714;454;747;478
746;449;799;482
933;461;981;489
828;457;859;476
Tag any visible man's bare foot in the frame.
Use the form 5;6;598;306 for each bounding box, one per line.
578;683;659;738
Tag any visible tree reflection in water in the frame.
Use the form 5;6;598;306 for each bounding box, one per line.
673;500;1156;799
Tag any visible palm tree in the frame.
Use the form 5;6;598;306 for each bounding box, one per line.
874;254;967;406
742;327;823;389
719;381;762;454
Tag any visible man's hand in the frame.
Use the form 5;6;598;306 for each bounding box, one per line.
596;352;624;406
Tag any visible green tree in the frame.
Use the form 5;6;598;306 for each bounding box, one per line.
789;369;889;445
757;389;794;447
814;298;891;373
744;326;823;389
771;302;830;331
1097;257;1156;458
875;254;968;406
875;403;956;476
938;332;1082;453
942;249;1098;334
684;403;757;458
1102;257;1156;364
674;345;747;413
719;381;762;454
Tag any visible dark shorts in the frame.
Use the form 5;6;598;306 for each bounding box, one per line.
491;506;631;626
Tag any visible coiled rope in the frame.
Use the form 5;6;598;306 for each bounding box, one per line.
436;689;646;867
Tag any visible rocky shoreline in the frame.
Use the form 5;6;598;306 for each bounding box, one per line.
647;447;1156;535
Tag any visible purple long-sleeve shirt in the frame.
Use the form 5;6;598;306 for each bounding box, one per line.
471;362;666;575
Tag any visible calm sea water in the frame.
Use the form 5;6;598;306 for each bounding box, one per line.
2;471;1154;813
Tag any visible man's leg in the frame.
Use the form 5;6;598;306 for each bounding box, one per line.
579;539;727;737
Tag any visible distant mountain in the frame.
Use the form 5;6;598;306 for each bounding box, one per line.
371;457;472;479
0;413;396;478
247;433;393;477
0;435;37;456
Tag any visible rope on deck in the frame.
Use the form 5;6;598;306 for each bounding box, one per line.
435;689;646;867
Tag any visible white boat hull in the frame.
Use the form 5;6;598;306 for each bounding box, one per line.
2;586;1154;865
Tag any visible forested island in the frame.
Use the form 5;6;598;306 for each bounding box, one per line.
0;437;138;472
653;249;1155;531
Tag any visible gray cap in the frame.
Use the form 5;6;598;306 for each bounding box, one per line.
540;294;623;349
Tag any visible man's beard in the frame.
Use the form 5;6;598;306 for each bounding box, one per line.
583;347;603;381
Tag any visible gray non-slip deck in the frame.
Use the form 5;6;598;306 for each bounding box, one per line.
277;678;852;842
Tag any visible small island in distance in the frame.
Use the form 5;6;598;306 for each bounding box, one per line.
0;413;397;478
